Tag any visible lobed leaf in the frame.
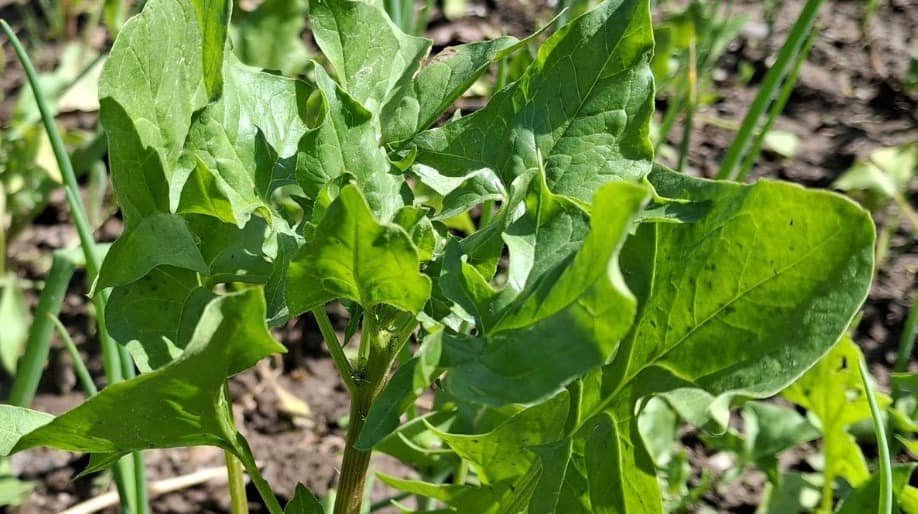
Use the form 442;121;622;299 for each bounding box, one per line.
286;184;431;316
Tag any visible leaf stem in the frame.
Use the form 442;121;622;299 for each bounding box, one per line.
858;359;893;514
312;307;357;394
234;437;285;514
225;450;250;514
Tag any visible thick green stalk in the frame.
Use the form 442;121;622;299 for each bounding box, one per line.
859;359;893;514
1;19;145;514
716;0;824;180
334;326;397;514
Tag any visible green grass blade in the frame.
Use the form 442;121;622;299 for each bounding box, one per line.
48;314;98;396
896;290;918;376
716;0;824;180
858;358;893;514
1;18;145;514
737;29;816;181
7;253;76;406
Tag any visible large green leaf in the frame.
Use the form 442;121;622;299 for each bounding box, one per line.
178;54;316;226
286;184;431;316
12;289;284;456
441;181;648;406
585;412;660;514
296;65;401;219
430;392;569;484
99;0;229;224
308;0;430;113
576;166;874;513
412;0;654;202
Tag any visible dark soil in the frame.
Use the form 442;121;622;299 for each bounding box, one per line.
1;0;916;513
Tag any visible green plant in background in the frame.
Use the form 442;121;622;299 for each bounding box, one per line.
0;1;887;514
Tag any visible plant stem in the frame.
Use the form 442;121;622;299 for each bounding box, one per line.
235;438;285;514
334;329;393;514
313;307;357;394
859;358;893;514
226;450;250;514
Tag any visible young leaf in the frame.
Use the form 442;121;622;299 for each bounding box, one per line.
12;289;284;457
376;473;505;514
286;184;431;316
585;412;660;514
0;406;53;455
285;484;325;514
308;0;430;112
442;181;649;406
412;0;654;202
528;438;574;514
429;392;569;484
783;337;891;489
381;36;522;143
296;65;402;219
189;0;231;99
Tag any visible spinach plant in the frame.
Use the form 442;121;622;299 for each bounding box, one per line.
1;0;876;513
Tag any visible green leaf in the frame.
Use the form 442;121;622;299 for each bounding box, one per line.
430;392;569;484
833;143;918;200
377;473;505;514
190;0;231;99
0;406;53;455
106;267;215;371
97;212;208;289
296;64;401;219
99;0;228;223
232;0;310;76
585;412;661;514
178;55;317;226
528;438;573;514
0;277;30;374
285;483;325;514
597;166;875;413
308;0;430;112
12;289;284;456
442;181;649;406
412;0;654;201
382;36;521;143
784;337;891;489
286;184;431;316
837;463;917;514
